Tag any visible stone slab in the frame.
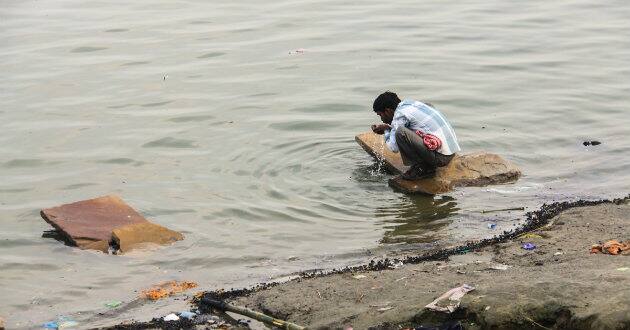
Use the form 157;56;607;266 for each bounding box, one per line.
41;195;149;249
355;132;408;174
112;222;184;253
356;131;521;194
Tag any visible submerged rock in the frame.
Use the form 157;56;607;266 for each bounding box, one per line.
112;222;183;253
41;195;183;253
355;132;521;194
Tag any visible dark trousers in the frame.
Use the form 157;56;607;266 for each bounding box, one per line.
395;127;454;170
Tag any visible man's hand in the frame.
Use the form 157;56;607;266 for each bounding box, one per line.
371;124;390;135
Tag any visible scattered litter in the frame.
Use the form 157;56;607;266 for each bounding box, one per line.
394;276;408;282
58;319;78;329
376;306;394;312
179;311;196;319
484;306;491;311
390;260;404;269
617;267;629;271
196;314;221;324
42;321;58;329
488;264;510;271
288;48;306;55
590;240;630;255
583;140;601;146
425;284;475;313
456;270;466;274
104;300;122;308
487;223;496;229
519;233;543;239
352;274;367;279
163;314;179;322
522;243;536;250
554;252;564;256
142;281;198;300
43;317;78;330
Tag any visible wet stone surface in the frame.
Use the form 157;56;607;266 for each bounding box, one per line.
355;132;522;194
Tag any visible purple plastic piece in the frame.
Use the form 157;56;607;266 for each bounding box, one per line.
522;243;536;250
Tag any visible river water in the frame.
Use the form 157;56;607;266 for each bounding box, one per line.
1;0;629;328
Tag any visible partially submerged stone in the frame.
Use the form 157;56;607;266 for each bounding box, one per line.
355;132;521;194
112;222;183;253
41;195;183;253
355;131;408;174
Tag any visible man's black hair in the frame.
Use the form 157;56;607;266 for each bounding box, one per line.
373;91;401;113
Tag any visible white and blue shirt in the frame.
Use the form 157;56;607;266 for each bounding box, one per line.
384;99;461;155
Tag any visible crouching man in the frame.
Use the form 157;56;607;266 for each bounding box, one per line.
371;91;461;180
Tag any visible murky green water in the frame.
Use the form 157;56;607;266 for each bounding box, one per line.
1;0;629;327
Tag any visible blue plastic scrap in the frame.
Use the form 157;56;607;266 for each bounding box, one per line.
42;321;58;329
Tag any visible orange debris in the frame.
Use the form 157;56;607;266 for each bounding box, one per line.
141;281;198;300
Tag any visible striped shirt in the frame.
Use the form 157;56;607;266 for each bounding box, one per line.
383;99;461;155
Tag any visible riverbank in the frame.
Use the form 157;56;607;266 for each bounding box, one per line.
103;197;630;330
209;198;630;330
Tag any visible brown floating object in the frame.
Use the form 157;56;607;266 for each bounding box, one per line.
355;131;521;195
41;195;183;253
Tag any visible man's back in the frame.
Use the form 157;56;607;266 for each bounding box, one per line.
392;99;461;155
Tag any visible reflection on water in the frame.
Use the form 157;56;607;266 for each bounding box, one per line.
353;162;458;244
377;195;459;244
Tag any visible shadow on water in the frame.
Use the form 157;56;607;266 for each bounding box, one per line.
377;195;459;244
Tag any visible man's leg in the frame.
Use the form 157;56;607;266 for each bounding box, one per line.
395;127;438;169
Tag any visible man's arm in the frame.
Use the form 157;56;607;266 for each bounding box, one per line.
383;112;409;153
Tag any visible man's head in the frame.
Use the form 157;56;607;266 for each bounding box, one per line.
373;91;400;124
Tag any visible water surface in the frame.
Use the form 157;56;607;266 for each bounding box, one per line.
1;0;629;327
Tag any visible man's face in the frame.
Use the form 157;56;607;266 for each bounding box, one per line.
376;108;394;124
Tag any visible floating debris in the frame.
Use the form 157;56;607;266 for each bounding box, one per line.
142;281;198;300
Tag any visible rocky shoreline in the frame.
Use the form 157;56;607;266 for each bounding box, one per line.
104;196;630;330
